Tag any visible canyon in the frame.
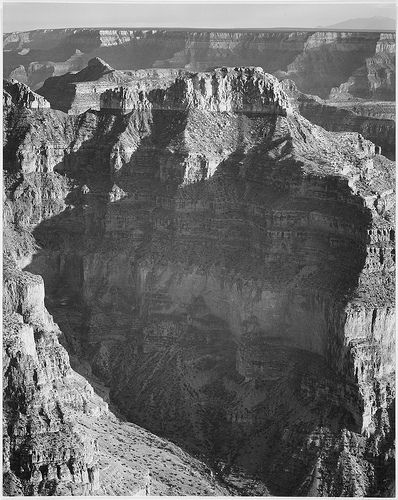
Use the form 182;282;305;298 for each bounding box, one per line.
3;28;395;99
5;28;395;157
3;52;396;497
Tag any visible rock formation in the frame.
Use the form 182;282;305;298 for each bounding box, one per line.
3;260;105;495
3;61;395;496
282;79;395;159
277;31;395;100
3;79;50;109
330;33;395;100
38;58;181;114
3;78;230;496
4;28;395;101
37;59;395;163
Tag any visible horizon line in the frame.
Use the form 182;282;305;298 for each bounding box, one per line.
4;26;396;35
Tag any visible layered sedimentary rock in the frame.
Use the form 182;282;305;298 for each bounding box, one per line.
330;33;395;100
3;65;395;496
4;28;395;101
38;60;395;161
3;81;230;496
3;260;105;495
2;262;227;496
277;31;395;100
3;235;228;497
282;79;395;159
39;57;181;114
3;79;50;109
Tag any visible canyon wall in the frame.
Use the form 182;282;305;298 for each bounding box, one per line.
4;29;395;101
3;65;395;495
3;82;232;496
282;79;395;159
35;58;395;160
2;258;227;495
3;253;106;495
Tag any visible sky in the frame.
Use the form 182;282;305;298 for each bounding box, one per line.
2;1;397;33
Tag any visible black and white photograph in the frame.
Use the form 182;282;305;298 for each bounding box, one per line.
2;0;396;496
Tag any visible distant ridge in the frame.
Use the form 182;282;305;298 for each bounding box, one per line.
324;16;396;31
3;24;397;36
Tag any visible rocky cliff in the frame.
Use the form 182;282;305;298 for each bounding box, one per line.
330;33;395;101
282;79;395;159
3;79;50;109
3;81;230;496
36;58;395;162
4;28;395;101
3;64;395;496
2;263;228;495
3;259;105;495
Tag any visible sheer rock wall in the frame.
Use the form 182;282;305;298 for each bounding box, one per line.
3;67;395;496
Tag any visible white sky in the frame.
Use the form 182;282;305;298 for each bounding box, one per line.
2;1;397;32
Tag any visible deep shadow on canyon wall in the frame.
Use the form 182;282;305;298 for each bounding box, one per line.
18;100;394;495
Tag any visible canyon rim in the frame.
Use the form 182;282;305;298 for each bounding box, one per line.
2;2;396;497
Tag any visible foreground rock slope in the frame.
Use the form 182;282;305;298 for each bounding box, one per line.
3;256;228;496
3;63;395;496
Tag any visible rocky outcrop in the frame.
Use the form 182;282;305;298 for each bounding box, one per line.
3;259;106;495
4;28;395;101
4;67;395;496
151;67;291;114
101;67;291;115
3;233;229;496
3;79;50;109
2;260;227;495
38;58;181;114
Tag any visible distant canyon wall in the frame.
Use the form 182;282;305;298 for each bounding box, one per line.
3;29;395;100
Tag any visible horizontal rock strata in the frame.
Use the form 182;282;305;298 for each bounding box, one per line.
3;65;395;496
4;28;395;101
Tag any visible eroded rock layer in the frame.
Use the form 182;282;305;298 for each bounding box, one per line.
3;66;395;496
35;58;395;160
4;28;395;101
282;79;395;160
3;81;230;497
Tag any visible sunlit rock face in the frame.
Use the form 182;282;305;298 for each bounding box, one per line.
3;261;106;495
3;79;50;109
3;65;395;496
278;31;395;100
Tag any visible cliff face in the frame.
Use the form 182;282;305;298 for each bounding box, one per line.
3;66;395;496
282;79;395;159
330;33;395;101
4;28;395;101
3;84;232;496
3;253;229;497
3;258;107;495
37;59;395;163
3;79;50;109
2;262;228;495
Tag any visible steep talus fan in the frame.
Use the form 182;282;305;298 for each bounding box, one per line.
3;62;395;496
